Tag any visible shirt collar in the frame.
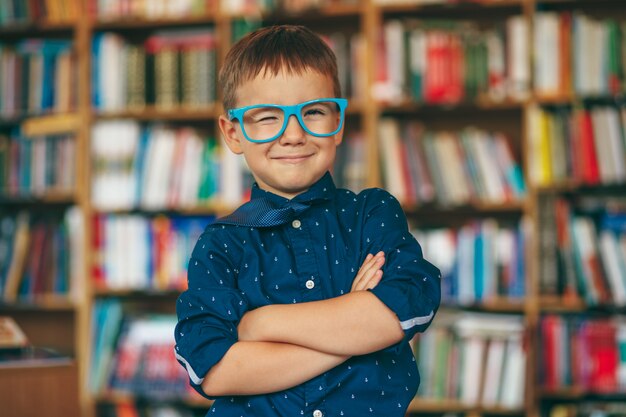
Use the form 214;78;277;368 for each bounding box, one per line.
250;171;336;205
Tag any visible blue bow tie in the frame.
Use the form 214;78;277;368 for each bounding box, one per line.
215;196;327;228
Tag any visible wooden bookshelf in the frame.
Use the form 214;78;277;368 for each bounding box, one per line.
3;0;626;416
0;361;80;417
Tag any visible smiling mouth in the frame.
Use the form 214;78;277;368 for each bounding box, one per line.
273;154;313;163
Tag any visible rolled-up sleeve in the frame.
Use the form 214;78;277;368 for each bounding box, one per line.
362;189;441;351
174;226;248;399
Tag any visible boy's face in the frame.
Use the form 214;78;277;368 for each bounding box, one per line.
219;68;344;200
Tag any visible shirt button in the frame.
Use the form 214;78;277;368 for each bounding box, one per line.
305;280;315;289
313;411;323;417
292;219;301;228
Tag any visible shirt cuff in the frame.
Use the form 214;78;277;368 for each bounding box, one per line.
368;284;435;354
175;337;238;400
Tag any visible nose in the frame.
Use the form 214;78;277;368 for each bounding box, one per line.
278;114;306;145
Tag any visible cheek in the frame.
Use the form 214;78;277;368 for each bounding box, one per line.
321;142;338;159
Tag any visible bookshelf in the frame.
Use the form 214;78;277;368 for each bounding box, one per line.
2;0;626;416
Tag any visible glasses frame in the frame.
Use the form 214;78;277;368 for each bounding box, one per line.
227;98;348;143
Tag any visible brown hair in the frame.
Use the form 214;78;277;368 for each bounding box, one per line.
219;25;341;111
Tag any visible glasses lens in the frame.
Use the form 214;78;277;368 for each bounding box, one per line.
240;101;343;142
301;101;341;136
242;106;285;142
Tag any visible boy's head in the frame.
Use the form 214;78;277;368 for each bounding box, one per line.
218;25;347;200
219;25;341;111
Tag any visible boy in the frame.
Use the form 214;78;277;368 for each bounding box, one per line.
175;25;440;417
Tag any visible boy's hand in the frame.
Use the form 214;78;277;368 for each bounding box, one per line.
351;252;385;292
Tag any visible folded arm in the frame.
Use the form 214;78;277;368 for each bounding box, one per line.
237;252;404;356
201;340;348;397
238;290;404;356
201;252;387;396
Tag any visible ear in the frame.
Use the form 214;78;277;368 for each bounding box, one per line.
333;123;345;146
219;115;244;154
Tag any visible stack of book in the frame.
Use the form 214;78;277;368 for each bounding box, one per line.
0;0;80;25
90;0;216;21
0;39;76;118
413;218;529;305
0;131;75;197
92;214;212;291
374;16;529;104
538;196;626;306
415;312;526;409
90;121;234;211
527;104;626;188
540;315;626;393
89;300;197;401
0;208;83;302
533;12;626;98
92;29;216;112
378;119;526;206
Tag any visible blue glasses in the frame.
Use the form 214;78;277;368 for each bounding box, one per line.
227;98;348;143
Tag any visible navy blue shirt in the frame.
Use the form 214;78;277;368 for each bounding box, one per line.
175;172;441;417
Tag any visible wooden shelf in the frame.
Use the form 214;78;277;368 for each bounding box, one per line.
538;387;626;400
1;362;79;417
0;21;76;35
0;297;76;312
535;0;626;7
97;391;212;407
532;181;579;193
93;106;220;121
443;298;526;313
533;182;626;195
532;93;626;105
380;99;525;114
225;3;363;20
92;200;238;217
91;288;183;298
403;200;526;215
538;296;626;314
408;398;524;414
0;191;76;205
95;102;361;120
539;296;586;312
377;0;525;15
91;16;217;30
21;113;80;136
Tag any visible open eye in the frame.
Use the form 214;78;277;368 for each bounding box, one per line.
303;103;334;119
304;107;326;116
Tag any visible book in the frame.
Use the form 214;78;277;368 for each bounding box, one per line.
3;212;30;302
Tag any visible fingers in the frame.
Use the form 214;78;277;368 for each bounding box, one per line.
351;252;385;292
357;269;384;292
352;253;379;291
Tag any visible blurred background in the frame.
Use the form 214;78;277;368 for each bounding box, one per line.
1;0;625;416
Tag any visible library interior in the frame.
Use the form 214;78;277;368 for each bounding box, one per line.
1;0;625;416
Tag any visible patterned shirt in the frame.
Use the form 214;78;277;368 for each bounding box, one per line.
175;172;441;417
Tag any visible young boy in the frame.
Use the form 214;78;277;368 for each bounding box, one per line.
175;25;441;417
